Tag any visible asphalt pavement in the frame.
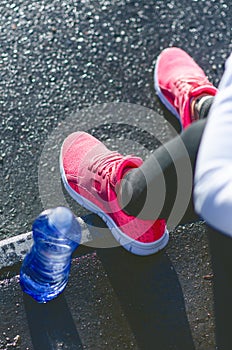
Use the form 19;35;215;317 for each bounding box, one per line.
1;0;232;349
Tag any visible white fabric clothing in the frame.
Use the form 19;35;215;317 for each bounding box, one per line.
194;52;232;236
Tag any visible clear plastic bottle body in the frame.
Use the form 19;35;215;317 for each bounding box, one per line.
20;207;81;303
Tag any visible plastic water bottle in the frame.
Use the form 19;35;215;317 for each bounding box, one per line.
20;207;81;303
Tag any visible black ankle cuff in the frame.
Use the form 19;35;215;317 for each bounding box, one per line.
198;96;214;119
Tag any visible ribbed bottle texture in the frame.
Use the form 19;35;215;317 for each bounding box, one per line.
20;207;81;303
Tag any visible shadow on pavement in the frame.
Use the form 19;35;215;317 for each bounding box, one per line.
85;215;195;349
97;248;195;350
23;293;83;350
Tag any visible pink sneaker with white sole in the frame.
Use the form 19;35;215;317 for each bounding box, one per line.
60;132;169;256
154;47;217;129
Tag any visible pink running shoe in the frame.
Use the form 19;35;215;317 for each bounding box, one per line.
154;47;217;129
60;132;169;256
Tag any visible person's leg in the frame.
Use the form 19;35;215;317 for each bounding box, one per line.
120;118;207;224
208;227;232;350
120;47;217;224
60;48;216;255
193;52;232;349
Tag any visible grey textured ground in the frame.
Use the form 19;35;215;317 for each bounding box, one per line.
1;0;231;349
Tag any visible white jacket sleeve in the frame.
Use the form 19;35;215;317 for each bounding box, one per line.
194;52;232;236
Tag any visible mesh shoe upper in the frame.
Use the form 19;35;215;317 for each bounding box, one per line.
155;47;217;128
61;131;166;244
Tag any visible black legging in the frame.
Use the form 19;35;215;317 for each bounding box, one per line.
120;119;206;225
208;227;232;350
120;96;215;226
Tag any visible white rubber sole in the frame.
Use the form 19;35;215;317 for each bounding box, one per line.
60;150;169;256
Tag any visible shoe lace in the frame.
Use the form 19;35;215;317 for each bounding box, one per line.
175;76;210;94
89;151;124;183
